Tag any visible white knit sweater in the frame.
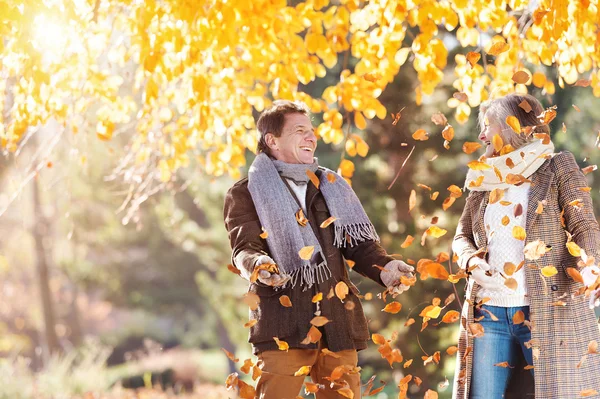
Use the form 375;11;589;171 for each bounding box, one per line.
476;183;530;307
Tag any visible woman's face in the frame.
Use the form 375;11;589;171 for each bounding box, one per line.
478;113;504;157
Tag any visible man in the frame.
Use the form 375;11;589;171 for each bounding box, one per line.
223;100;413;399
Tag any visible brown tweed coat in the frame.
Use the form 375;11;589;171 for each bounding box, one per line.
452;151;600;399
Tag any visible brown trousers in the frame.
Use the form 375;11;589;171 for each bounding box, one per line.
255;340;361;399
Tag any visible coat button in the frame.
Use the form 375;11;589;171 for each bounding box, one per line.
551;284;559;291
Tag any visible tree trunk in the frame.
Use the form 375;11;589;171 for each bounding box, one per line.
32;175;61;359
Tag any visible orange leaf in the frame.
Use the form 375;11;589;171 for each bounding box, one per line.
446;345;458;355
424;389;439;399
320;216;337;228
335;281;349;300
321;348;342;358
519;100;532;113
412;129;429;141
401;235;414;248
296;209;308;227
327;173;337;183
300;326;322;345
468;160;491;170
494;361;514;368
372;333;387;345
312;292;323;303
504;262;517;276
259;228;269;239
448;184;463;198
442;124;455;141
222;348;239;362
382;302;402;314
580;389;599;397
409;189;416;212
502;215;510;226
513;310;525;324
227;264;241;275
425;262;449;280
299;246;315;260
487;41;510;56
306;169;320;189
273;337;289;351
512;70;531;84
489;188;504;204
310;316;330;326
469;323;485;337
442;310;460;323
244;319;258;328
466;51;481;67
567;267;584;283
492;134;504;152
431;112;448;126
505;278;518;290
463;142;482;154
304;381;320;394
279;295;292;307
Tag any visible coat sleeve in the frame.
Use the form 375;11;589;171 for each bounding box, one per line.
452;191;486;270
223;180;270;280
552;151;600;265
341;240;395;287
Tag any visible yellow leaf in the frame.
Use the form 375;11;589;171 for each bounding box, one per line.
310;316;330;327
502;216;510;226
469;176;485;187
425;305;442;319
506;116;521;134
320;216;337;228
409;189;416;212
463;142;482;154
279;295;292;307
312;292;323;303
382;302;402;314
294;365;311;376
426;226;447;238
401;235;414;248
260;229;269;239
300;326;322;345
492;134;503;152
338;159;355;178
512;226;526;241
299;246;315;260
354;112;367;130
489;188;504;204
244;319;258;328
412;129;429;141
306;169;320;189
567;241;582;257
487;41;510;56
504;262;516;276
273;337;289;351
541;266;558;277
468;160;492;170
335;281;349;300
505;278;518;290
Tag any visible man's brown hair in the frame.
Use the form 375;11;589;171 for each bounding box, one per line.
256;100;311;155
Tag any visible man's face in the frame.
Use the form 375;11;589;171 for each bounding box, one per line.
268;113;317;164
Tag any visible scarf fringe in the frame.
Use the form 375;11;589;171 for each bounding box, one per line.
333;222;380;248
286;259;332;291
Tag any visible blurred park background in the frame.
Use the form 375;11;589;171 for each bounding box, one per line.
2;0;600;398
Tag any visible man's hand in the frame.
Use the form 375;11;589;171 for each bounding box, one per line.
255;255;290;287
381;260;415;294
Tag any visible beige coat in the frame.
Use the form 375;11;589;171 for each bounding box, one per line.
452;152;600;399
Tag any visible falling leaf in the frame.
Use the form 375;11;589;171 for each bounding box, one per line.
566;241;582;257
519;100;532;113
573;104;581;112
244;319;258;328
514;203;524;217
469;323;485;337
442;310;460;323
442;197;456;211
523;240;551;260
320;216;337;228
306;169;320;189
489;188;504;204
512;226;526;240
310;316;330;327
567;267;584;283
304;381;320;394
431;112;448;126
494;361;514;368
327;173;337;183
536;201;544;214
299;246;315;260
453;92;468;102
252;365;262;380
424;262;449;280
589;340;598;354
242;292;260;311
240;359;254;374
506;116;521;133
574;79;592;87
580;389;599;397
382;302;402;314
487;41;510;55
466;51;481;67
425;305;442;319
469;176;484;188
321;348;342;358
401;235;414;248
259;228;269;239
468;160;492;170
541;266;558;277
337;387;355;399
335;281;349;301
512;71;531;84
505;278;518;290
418;183;432;191
424;390;439;399
222;348;239;362
513;310;525;324
227;264;241;275
582;165;597;175
448;185;463;198
442;124;455;142
294;365;312;376
580;187;592;192
426;226;448;238
502;216;510;226
504;262;517;276
312;292;323;302
279;295;292;307
412;128;429;141
539;107;557;124
463;142;482;154
300;326;322;345
273;337;289;351
346;259;356;269
296;209;308;227
431;191;440;200
447;345;458;355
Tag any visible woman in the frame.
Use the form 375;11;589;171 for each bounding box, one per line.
452;93;600;399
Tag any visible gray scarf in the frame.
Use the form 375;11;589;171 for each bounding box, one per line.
248;153;380;290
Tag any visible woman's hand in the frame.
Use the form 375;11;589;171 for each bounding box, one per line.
468;257;500;290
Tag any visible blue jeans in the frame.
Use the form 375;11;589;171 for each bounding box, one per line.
470;305;534;399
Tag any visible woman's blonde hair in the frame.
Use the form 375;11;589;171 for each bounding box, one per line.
478;93;550;149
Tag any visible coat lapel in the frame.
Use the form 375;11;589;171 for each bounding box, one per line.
525;160;553;236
